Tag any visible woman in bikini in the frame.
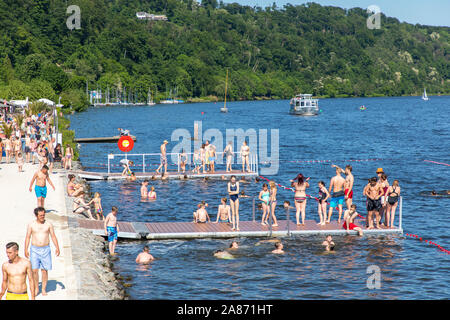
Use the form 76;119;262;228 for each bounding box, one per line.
385;180;401;228
258;183;271;225
65;144;74;170
240;141;250;172
291;173;310;225
67;174;84;197
88;192;103;220
214;198;231;223
228;175;240;231
4;136;12;163
223;142;233;172
379;173;390;225
148;186;157;200
73;192;94;219
269;181;278;227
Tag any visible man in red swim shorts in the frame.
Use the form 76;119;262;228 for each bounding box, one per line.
343;204;363;236
332;164;354;210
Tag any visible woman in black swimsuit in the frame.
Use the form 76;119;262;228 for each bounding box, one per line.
227;175;240;231
317;181;330;225
386;180;401;228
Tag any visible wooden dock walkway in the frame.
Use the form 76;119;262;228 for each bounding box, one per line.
74;135;137;143
72;218;403;240
73;169;258;181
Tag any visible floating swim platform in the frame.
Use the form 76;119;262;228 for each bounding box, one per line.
74;135;137;143
72;169;258;181
72;218;403;240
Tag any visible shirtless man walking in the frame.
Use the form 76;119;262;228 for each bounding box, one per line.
1;242;35;300
327;167;346;224
332;164;354;210
156;140;168;176
29;165;55;208
104;207;120;255
24;207;60;296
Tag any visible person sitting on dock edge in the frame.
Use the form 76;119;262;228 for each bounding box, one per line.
214;198;231;223
342;204;364;236
193;202;210;223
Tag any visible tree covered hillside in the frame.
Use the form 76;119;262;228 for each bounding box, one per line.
0;0;448;110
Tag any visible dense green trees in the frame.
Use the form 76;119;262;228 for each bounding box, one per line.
0;0;448;112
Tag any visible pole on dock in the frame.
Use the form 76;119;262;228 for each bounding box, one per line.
252;197;255;222
269;201;273;237
399;196;403;231
286;208;290;237
143;154;145;173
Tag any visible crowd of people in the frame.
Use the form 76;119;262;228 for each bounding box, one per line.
184;165;401;237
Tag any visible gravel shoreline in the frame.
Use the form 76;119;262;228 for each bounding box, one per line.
62;161;127;300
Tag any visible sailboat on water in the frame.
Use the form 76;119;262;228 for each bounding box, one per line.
220;69;229;113
422;88;429;101
147;88;156;106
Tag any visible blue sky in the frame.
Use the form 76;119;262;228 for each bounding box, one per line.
223;0;450;27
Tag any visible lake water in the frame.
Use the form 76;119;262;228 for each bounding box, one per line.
69;96;450;299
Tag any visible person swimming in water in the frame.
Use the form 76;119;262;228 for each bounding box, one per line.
271;242;284;254
135;246;154;264
322;235;335;252
213;250;234;259
229;241;239;249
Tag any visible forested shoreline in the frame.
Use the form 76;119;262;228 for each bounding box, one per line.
0;0;448;111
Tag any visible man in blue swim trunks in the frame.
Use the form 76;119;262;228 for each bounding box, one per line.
327;167;346;224
24;207;60;296
104;206;120;255
207;141;216;173
28;165;55;208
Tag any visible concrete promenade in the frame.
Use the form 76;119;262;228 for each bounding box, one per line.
0;162;78;300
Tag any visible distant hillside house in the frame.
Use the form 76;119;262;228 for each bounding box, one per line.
136;12;168;21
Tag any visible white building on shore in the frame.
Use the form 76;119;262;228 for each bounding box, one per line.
136;12;168;21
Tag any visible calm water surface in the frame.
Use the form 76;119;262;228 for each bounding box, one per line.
69;96;450;299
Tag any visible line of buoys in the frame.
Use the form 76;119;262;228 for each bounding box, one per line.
423;160;450;167
405;233;450;255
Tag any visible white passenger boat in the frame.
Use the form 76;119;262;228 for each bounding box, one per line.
289;94;319;116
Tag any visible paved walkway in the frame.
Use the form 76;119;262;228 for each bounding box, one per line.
0;162;77;300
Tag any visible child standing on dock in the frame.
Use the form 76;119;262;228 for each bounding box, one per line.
88;192;103;220
104;207;120;256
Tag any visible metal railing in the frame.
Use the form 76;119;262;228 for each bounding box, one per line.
106;151;259;175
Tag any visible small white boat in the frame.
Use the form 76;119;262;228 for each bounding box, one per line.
289;94;319;116
422;88;429;101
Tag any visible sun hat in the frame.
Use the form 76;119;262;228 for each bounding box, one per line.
376;168;384;173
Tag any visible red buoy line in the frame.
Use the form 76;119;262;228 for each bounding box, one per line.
423;159;450;167
404;233;450;255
